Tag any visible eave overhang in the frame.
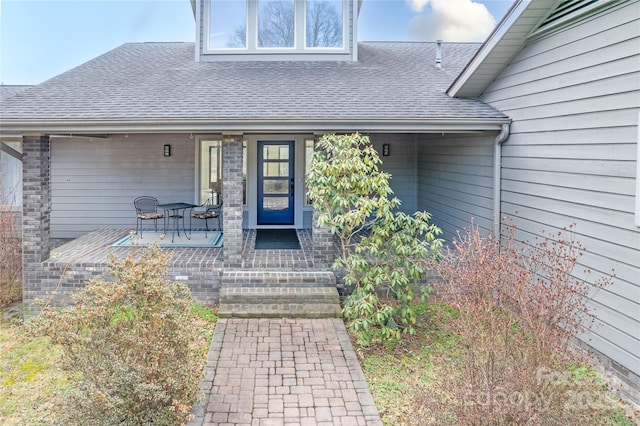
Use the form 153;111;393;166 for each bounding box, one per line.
0;117;511;136
448;0;535;98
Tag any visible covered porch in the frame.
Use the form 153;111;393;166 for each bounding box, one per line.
20;128;507;307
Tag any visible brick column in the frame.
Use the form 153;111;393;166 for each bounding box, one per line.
312;135;334;268
312;209;334;268
22;135;51;305
222;135;243;268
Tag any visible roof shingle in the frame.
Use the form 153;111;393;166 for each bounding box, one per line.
0;42;507;124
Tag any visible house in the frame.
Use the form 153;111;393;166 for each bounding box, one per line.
0;0;637;397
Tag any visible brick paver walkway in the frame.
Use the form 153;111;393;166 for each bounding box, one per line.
189;318;383;426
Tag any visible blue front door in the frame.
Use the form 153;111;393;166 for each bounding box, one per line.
257;141;295;225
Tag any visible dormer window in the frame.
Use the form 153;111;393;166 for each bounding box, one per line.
202;0;352;59
258;0;296;48
305;0;343;48
209;1;248;48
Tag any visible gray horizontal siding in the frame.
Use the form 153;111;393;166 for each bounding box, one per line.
369;134;417;214
481;1;640;377
51;134;196;238
416;133;496;242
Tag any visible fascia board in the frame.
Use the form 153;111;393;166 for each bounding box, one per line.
448;0;532;98
0;117;511;135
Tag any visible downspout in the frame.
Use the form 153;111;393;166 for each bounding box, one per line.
493;123;510;238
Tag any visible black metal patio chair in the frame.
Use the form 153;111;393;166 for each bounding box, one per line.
190;196;222;237
134;196;164;236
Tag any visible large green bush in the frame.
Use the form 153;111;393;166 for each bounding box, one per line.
32;244;209;425
306;133;442;341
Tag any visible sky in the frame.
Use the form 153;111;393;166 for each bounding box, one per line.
0;0;515;85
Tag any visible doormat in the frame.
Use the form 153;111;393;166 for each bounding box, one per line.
254;229;300;250
112;231;223;248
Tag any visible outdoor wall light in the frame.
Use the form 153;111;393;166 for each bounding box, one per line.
164;144;171;157
382;144;390;156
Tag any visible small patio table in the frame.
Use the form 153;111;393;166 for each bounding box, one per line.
157;202;197;243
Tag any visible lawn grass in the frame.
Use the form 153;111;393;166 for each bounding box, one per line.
0;303;217;425
0;317;72;425
350;301;640;426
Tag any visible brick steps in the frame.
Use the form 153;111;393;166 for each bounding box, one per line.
219;270;341;319
221;270;336;287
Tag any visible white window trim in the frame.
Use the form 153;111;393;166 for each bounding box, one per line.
204;0;348;54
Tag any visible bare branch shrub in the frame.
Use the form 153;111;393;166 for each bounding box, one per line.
0;174;22;306
427;222;615;425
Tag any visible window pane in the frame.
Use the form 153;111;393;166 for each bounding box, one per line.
258;0;295;48
263;145;289;160
0;153;22;206
263;179;289;194
306;0;343;48
264;162;289;177
263;196;289;212
305;139;314;205
210;0;247;48
243;141;247;205
200;140;222;204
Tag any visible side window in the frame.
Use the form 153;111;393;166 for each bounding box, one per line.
199;140;223;204
0;142;22;206
243;141;247;205
304;139;314;205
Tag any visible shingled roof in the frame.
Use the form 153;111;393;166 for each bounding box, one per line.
0;85;33;103
0;42;508;133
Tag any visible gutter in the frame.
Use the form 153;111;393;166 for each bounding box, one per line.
0;117;511;135
493;123;510;238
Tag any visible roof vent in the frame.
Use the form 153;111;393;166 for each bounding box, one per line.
530;0;612;38
436;40;442;68
538;0;598;28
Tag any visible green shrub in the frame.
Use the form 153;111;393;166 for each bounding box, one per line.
306;133;442;341
31;244;210;425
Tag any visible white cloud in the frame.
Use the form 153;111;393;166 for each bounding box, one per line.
407;0;496;42
408;0;430;12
